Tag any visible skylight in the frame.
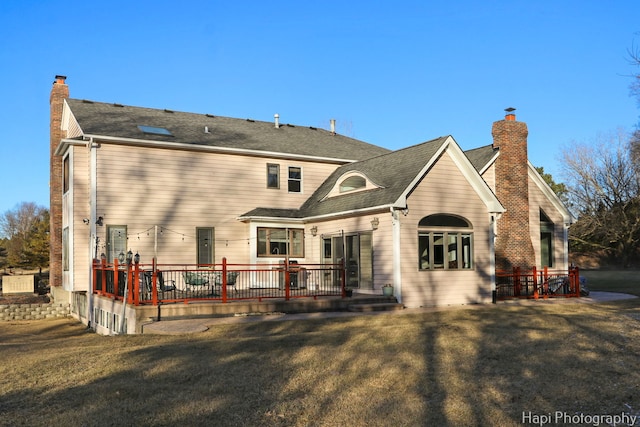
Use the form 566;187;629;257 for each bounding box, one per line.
137;125;173;136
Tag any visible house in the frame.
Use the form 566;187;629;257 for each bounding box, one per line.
49;76;573;328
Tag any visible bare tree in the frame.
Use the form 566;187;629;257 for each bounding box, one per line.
561;130;640;266
0;202;49;268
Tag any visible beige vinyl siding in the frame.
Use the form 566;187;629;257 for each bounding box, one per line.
480;163;496;193
528;175;567;270
399;151;493;307
64;112;83;139
94;144;341;265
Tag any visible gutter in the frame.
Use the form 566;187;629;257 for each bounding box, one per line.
237;204;397;223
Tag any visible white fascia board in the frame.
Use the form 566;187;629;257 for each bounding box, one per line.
448;140;505;213
392;136;451;208
82;134;356;164
54;138;87;156
477;150;500;175
236;216;305;224
394;136;505;214
237;204;394;223
528;161;575;224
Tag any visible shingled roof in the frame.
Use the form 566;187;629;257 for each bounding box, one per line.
464;144;499;173
65;99;391;161
241;136;451;219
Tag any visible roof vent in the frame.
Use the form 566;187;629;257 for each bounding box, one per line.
204;126;210;134
274;113;280;129
330;119;336;135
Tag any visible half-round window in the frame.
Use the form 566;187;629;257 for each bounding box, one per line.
339;176;366;193
418;214;471;228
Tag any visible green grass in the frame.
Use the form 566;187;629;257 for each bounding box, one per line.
3;295;640;426
580;269;640;296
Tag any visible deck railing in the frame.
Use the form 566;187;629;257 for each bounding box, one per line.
496;266;581;300
92;257;347;306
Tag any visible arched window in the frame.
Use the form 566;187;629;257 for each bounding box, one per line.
418;214;473;270
339;176;366;193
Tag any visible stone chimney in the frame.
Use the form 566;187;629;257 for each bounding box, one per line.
492;108;536;270
50;75;69;289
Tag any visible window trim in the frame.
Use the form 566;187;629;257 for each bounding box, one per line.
63;155;70;194
257;227;304;258
339;176;366;193
196;227;215;266
418;214;473;271
106;225;127;263
267;163;280;189
288;166;302;193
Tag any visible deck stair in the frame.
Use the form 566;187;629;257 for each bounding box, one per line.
347;296;403;313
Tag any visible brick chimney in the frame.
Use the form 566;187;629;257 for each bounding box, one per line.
492;108;536;270
50;75;69;288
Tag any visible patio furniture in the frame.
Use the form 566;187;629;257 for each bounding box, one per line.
213;271;239;293
142;271;177;298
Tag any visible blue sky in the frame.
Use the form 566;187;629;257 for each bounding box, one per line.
0;0;638;215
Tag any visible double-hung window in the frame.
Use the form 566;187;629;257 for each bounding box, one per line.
418;214;473;270
267;163;279;189
288;167;302;193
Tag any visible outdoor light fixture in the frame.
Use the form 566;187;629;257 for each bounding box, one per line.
83;218;90;225
126;250;133;264
371;217;379;230
96;216;104;226
100;253;106;260
401;206;409;216
310;226;318;236
134;252;140;264
118;251;125;263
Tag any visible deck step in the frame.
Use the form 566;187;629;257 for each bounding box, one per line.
347;302;404;312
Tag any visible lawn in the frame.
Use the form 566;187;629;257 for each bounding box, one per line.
2;291;640;426
580;269;640;296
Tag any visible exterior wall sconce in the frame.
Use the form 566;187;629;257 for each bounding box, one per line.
96;216;104;226
401;206;409;216
371;217;379;230
310;226;318;236
118;251;125;263
134;252;140;264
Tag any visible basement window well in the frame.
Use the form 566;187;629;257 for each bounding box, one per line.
137;125;173;136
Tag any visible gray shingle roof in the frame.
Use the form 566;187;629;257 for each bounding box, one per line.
66;99;391;161
242;136;450;219
464;144;498;172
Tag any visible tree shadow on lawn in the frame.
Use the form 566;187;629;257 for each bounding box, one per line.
3;302;640;426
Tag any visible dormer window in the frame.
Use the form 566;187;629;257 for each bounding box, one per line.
339;176;366;193
324;171;382;199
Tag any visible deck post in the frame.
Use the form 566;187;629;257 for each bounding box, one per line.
543;266;549;299
113;258;120;298
151;258;158;306
100;257;107;296
341;259;346;298
222;257;228;303
285;259;291;301
532;266;538;299
133;259;140;306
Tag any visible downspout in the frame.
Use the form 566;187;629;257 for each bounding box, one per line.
563;222;570;270
390;207;402;303
490;214;496;303
88;137;97;328
490;212;500;303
